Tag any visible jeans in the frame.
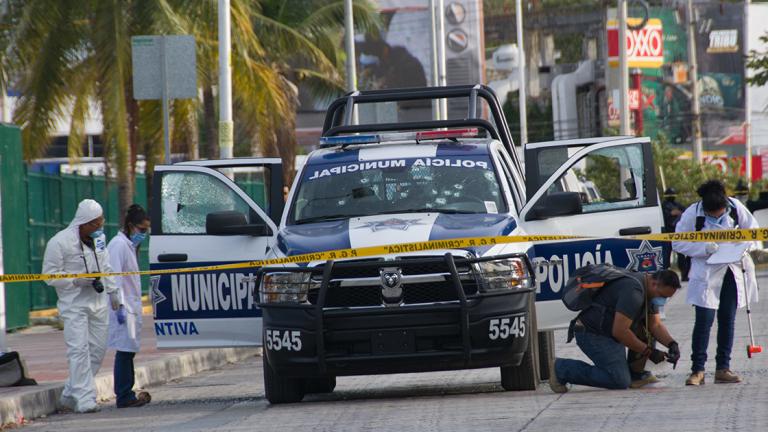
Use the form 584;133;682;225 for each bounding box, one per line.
555;328;631;390
691;269;738;372
114;351;137;406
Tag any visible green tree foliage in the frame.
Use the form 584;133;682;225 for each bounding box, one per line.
6;0;379;210
747;33;768;87
652;136;749;206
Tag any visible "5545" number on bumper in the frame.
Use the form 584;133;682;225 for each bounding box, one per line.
488;316;526;340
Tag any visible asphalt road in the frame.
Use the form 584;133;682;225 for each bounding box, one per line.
19;273;768;432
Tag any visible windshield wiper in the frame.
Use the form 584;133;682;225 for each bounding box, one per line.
377;208;477;215
294;214;366;225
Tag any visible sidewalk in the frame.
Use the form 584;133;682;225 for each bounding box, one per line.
0;314;260;427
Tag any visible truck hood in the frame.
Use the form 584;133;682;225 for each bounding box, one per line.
277;213;517;257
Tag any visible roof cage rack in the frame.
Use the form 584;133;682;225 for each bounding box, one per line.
320;84;520;172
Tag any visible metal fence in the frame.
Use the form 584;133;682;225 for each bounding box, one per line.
26;172;149;311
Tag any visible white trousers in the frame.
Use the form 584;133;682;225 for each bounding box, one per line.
60;304;109;407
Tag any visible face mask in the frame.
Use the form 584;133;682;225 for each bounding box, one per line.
89;229;104;239
651;296;667;307
130;232;147;247
704;208;729;226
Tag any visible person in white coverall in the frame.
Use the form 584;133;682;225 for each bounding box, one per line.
107;204;152;408
673;180;759;386
42;199;121;413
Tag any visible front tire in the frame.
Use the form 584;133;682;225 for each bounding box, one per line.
500;291;540;391
263;355;306;404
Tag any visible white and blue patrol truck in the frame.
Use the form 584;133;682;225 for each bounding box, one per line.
149;85;666;403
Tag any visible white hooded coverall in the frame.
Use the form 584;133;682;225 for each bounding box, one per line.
42;199;117;410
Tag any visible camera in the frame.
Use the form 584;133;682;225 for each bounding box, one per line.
92;278;104;293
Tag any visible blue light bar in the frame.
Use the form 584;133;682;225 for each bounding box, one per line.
319;134;380;148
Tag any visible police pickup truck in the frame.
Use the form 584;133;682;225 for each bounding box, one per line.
149;85;665;404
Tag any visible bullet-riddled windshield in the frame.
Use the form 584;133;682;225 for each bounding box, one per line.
290;155;507;224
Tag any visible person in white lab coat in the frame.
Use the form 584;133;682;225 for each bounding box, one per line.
42;199;121;413
107;204;152;408
673;180;759;386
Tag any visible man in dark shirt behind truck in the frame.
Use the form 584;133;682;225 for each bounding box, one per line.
549;268;682;392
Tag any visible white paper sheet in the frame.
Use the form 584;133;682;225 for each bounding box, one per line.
706;243;749;265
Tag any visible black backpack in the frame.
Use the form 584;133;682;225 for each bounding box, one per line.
562;264;630;311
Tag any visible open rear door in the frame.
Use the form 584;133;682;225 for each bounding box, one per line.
149;159;282;348
520;137;665;331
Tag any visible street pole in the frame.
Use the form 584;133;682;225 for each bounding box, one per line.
218;0;233;159
429;0;440;120
744;0;752;185
632;68;643;136
0;173;6;353
437;0;448;119
160;37;171;164
618;0;631;136
687;0;703;162
344;0;358;124
516;0;528;145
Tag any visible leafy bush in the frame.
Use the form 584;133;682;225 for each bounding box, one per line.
652;135;752;206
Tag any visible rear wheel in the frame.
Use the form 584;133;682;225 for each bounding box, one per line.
305;376;337;394
500;292;540;391
263;355;306;404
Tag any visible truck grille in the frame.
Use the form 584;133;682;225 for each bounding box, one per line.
307;257;478;308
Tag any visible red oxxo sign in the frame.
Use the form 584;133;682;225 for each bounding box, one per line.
607;18;664;68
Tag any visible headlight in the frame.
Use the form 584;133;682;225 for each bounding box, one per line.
260;272;318;304
475;258;532;293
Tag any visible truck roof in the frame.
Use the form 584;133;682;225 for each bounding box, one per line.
305;139;495;165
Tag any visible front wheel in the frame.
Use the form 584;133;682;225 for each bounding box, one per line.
263;355;306;404
500;292;539;391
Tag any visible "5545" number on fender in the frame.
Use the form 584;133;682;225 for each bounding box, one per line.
488;316;526;340
265;329;302;351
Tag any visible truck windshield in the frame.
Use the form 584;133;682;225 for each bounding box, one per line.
290;154;507;224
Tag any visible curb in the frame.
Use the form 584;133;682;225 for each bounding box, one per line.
0;347;261;427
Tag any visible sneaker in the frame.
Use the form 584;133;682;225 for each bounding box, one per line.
74;401;100;413
58;394;77;411
630;371;660;389
548;357;568;394
715;369;742;384
686;371;705;386
117;391;151;408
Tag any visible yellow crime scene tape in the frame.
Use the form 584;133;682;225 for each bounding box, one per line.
2;228;768;284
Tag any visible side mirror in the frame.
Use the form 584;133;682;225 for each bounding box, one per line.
525;192;583;221
206;211;272;236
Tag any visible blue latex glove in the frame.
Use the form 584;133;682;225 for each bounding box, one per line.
116;305;127;325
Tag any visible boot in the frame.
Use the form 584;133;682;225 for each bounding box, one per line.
685;371;705;386
630;371;660;388
714;369;742;384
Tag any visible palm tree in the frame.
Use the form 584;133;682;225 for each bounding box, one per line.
178;0;378;183
10;0;378;210
250;0;379;184
10;0;186;212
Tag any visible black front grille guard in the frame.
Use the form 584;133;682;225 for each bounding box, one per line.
255;253;535;372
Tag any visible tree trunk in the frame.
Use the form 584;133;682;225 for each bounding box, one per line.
275;116;297;188
203;86;218;159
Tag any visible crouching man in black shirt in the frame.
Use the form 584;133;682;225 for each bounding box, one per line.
549;269;682;392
